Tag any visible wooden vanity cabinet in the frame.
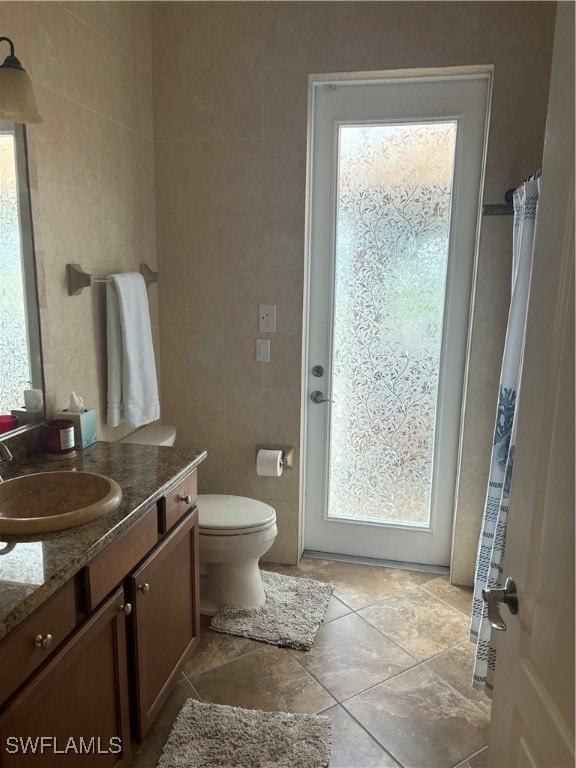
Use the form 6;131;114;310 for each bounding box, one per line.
0;587;132;767
129;508;200;741
0;469;200;764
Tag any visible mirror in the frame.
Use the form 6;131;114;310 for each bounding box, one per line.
0;119;44;436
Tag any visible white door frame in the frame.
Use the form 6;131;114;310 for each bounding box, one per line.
300;66;492;565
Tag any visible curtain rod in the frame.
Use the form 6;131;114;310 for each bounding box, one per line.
483;167;542;216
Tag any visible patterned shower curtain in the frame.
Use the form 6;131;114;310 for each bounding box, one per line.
470;174;541;695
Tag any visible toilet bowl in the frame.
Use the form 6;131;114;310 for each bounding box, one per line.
198;494;277;616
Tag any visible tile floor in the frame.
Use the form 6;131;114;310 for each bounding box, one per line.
131;558;490;768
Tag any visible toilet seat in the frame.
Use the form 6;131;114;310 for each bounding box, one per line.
198;494;276;536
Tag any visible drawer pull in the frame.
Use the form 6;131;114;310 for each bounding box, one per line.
137;583;151;595
34;633;53;650
178;495;192;505
119;603;132;616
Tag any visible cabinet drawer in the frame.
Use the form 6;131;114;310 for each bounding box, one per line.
0;580;77;704
159;470;197;533
84;505;158;611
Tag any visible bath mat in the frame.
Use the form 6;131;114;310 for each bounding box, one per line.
157;699;331;768
210;570;333;650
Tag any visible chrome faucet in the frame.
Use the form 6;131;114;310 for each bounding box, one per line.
0;440;14;466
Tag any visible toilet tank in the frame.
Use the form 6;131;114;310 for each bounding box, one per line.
120;424;176;447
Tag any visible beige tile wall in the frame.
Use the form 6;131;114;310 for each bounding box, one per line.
153;1;556;573
0;1;158;442
3;1;555;577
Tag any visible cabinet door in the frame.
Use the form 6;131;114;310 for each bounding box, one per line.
0;588;131;768
130;508;199;741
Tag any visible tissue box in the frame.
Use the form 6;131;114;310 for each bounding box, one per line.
53;409;97;450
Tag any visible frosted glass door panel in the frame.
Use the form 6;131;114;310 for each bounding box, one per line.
303;74;490;565
329;123;457;526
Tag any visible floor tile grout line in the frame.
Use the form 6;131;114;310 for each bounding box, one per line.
412;583;476;616
308;666;414;768
190;628;489;722
199;573;482;708
422;638;479;664
183;641;271;683
176;671;201;696
331;582;426;613
286;604;463;712
331;574;469;615
287;641;421;708
329;662;488;768
423;664;492;718
420;584;474;618
334;697;406;768
453;745;488;767
421;635;494;710
321;607;354;625
351;603;434;663
351;595;472;659
306;613;488;717
325;657;435;708
281;645;341;711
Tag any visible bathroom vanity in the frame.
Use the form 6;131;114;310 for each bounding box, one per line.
0;441;206;767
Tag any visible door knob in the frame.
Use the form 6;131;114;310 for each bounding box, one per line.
137;582;150;594
482;577;519;631
310;391;334;404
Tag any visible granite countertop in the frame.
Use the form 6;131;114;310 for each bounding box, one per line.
0;441;206;641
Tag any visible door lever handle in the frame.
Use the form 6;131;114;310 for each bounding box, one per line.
310;391;334;404
482;577;519;631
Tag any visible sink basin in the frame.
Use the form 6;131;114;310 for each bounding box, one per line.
0;471;122;534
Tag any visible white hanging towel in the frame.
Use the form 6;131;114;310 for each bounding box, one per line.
106;272;160;428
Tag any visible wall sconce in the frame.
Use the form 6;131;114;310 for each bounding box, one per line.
0;36;42;124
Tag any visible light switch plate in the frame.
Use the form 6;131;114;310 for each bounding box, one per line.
259;304;276;332
256;338;271;362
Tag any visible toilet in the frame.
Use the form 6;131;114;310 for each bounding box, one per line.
120;425;278;615
197;494;277;615
120;423;176;447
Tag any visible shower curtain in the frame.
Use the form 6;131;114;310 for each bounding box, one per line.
470;174;541;695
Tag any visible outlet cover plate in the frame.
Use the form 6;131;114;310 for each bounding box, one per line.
259;304;276;332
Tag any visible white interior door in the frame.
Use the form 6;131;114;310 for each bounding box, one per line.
487;5;575;764
303;71;490;566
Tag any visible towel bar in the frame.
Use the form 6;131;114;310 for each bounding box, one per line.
66;264;158;296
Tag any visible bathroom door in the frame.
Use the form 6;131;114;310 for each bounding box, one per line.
487;7;574;761
303;72;490;566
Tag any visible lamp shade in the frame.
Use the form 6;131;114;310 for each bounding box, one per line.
0;37;42;124
0;65;42;124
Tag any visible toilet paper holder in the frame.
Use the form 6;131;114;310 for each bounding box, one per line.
255;445;294;469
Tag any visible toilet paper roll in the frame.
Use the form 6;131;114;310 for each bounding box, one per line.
256;449;284;477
